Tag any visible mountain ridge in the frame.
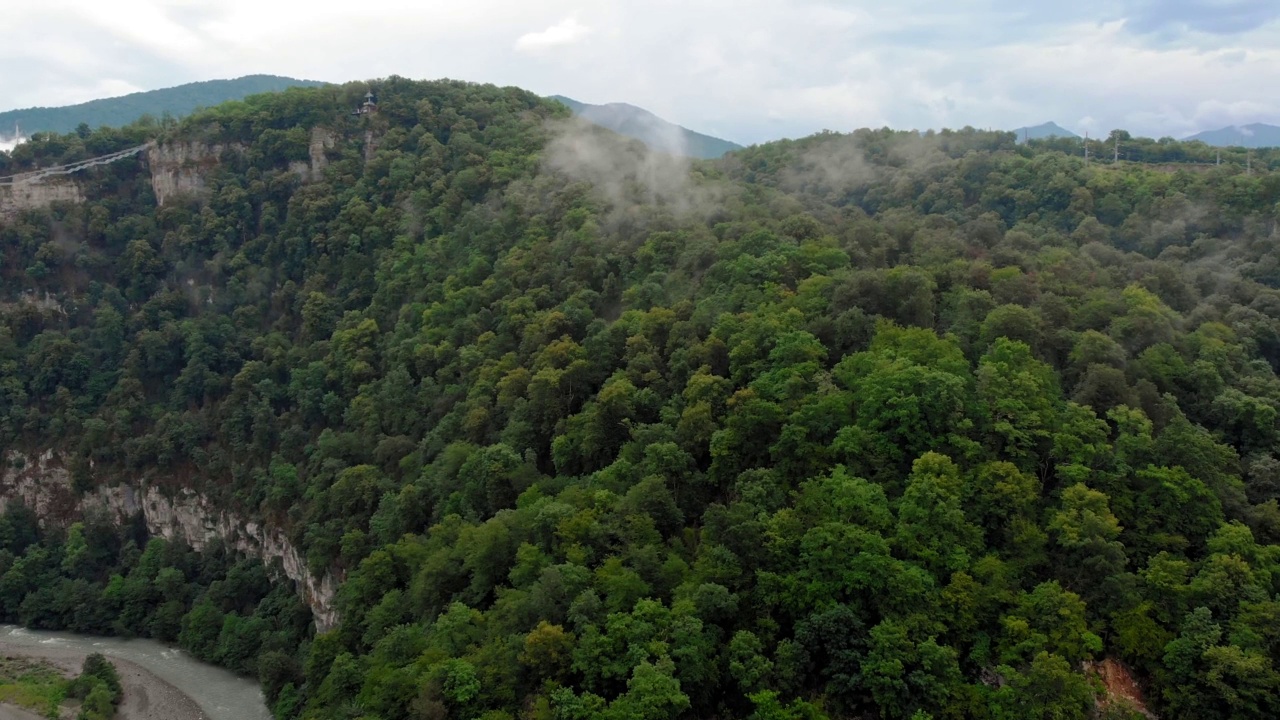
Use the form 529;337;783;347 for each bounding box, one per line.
0;74;326;137
1184;122;1280;148
1012;121;1079;142
549;94;743;159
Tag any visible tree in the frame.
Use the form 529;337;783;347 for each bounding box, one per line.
521;620;574;681
834;325;976;473
975;339;1060;466
860;620;961;718
1000;581;1101;664
895;453;982;575
729;630;773;693
989;651;1096;720
1047;484;1128;605
603;658;691;720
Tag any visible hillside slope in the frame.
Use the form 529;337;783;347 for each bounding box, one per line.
3;79;1280;720
550;94;743;158
0;75;326;136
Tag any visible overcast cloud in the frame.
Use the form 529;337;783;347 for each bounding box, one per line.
3;0;1279;145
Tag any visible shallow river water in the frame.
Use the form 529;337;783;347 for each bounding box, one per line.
0;625;270;720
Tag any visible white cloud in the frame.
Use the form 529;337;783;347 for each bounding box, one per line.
39;79;146;108
515;16;591;53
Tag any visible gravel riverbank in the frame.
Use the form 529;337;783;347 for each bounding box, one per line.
0;641;207;720
0;703;44;720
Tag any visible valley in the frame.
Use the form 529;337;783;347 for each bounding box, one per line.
1;77;1280;719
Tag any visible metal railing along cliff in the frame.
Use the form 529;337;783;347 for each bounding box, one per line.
0;143;151;186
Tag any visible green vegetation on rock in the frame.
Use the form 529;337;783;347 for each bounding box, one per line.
3;77;1280;719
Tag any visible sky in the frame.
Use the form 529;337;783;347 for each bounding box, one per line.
2;0;1280;146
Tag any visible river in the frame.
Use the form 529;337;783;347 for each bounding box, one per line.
0;625;270;720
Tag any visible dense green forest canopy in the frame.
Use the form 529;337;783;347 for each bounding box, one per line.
4;77;1280;719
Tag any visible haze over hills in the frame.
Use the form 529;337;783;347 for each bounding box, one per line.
1184;122;1280;148
1012;121;1079;142
549;94;743;159
7;73;1280;156
0;74;326;138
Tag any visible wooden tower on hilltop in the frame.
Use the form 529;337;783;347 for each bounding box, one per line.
353;90;378;116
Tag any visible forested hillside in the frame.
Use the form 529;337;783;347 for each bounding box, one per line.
0;74;325;137
4;77;1280;719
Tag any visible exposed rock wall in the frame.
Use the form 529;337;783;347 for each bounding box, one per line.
147;141;243;206
0;451;339;632
290;127;336;183
0;180;83;218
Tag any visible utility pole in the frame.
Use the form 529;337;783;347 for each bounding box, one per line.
1113;134;1119;163
1084;132;1090;166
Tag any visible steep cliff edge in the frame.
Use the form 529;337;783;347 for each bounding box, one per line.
289;127;336;182
0;451;339;632
0;180;83;218
150;126;341;202
147;140;244;206
6;124;344;213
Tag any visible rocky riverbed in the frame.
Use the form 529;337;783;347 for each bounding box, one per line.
0;627;269;720
0;641;205;720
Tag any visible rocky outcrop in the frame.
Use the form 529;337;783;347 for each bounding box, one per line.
0;451;339;632
290;127;336;183
147;141;243;206
0;180;83;218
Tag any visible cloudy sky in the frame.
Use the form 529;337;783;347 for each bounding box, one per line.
3;0;1279;145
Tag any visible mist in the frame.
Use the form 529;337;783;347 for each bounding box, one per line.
780;133;879;198
541;117;731;224
0;132;26;154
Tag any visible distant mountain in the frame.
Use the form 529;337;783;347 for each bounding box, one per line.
1012;121;1079;142
0;75;327;137
1184;123;1280;148
549;95;743;159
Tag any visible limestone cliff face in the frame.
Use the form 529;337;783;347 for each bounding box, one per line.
0;450;340;632
290;127;336;183
0;180;83;218
147;141;244;206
